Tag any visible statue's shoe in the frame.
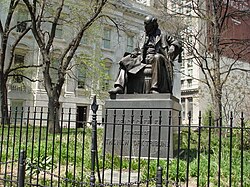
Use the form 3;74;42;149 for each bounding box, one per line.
108;87;124;94
150;90;159;94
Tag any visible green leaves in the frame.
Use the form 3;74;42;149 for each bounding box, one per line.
26;155;57;176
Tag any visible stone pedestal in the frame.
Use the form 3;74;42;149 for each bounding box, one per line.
104;94;181;159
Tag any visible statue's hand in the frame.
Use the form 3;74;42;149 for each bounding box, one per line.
130;52;138;58
168;45;175;54
168;45;176;60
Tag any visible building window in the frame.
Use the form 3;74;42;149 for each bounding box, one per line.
181;60;185;68
188;36;192;43
181;98;185;119
187;46;193;56
175;0;183;14
16;8;28;32
101;62;111;91
81;33;89;45
136;0;148;5
172;2;176;10
103;28;111;49
187;79;192;87
181;69;185;79
178;6;183;14
127;35;134;53
188;97;193;115
13;54;25;83
188;69;193;77
181;80;184;88
10;100;24;122
102;69;110;91
187;59;193;67
186;2;192;15
55;24;63;39
78;68;87;89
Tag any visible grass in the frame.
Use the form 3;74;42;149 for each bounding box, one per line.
0;125;95;186
1;124;250;186
104;126;250;186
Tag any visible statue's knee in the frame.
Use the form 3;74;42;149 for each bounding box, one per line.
153;53;165;62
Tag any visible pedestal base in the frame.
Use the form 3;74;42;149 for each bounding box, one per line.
104;94;181;159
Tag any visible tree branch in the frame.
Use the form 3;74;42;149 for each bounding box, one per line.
61;0;108;72
6;26;32;72
8;74;41;82
46;0;65;53
8;64;43;74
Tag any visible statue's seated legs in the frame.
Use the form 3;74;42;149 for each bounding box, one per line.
126;64;152;94
143;64;153;93
109;53;173;95
126;52;170;94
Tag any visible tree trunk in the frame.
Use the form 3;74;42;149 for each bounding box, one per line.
208;0;223;125
212;86;223;125
48;95;61;134
0;77;10;125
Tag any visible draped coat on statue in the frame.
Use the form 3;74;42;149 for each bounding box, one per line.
118;28;182;93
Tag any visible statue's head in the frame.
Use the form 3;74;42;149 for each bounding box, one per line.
144;15;158;35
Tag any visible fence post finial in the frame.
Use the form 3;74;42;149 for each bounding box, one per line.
91;95;99;114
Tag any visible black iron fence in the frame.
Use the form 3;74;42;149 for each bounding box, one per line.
0;99;249;186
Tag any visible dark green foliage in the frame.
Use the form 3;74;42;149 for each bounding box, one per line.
1;124;250;186
202;108;215;126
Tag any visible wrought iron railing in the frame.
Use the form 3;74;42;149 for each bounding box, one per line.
0;97;249;186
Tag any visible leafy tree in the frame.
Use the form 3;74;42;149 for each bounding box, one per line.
69;23;112;100
159;0;250;122
0;0;40;124
23;0;109;133
74;53;111;99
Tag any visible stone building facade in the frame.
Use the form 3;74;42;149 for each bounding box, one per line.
166;0;250;125
1;0;173;125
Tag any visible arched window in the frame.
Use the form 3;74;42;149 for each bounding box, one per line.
16;6;28;32
78;66;87;89
127;35;134;53
13;54;25;83
55;23;63;39
103;28;111;49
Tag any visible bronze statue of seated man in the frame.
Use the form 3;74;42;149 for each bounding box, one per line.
109;15;182;95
